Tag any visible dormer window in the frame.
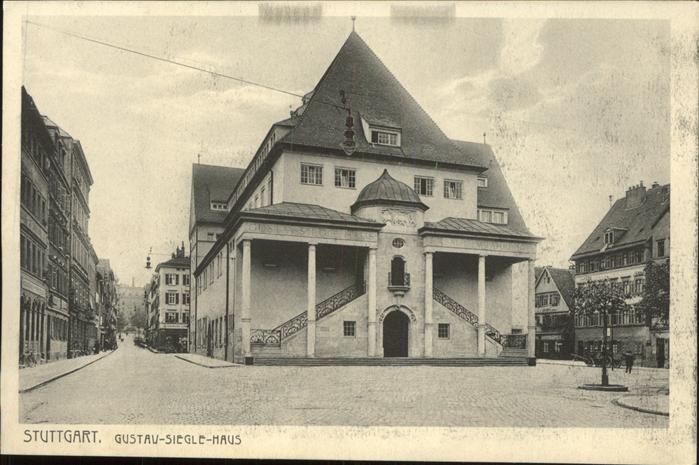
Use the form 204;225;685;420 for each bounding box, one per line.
477;176;488;188
478;208;508;225
210;201;227;211
604;230;614;245
370;127;401;147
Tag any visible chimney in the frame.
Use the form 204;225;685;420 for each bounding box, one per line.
625;182;647;209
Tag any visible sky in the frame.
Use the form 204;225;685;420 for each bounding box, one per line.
21;15;671;287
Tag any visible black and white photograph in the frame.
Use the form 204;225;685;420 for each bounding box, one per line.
2;2;697;463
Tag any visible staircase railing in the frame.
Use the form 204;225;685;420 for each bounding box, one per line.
252;281;366;347
433;287;521;348
433;287;478;327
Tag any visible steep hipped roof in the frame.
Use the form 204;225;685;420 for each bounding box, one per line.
352;169;427;212
22;87;54;154
571;184;670;259
451;140;531;235
190;163;245;231
281;32;487;170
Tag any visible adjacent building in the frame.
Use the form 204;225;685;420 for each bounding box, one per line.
534;266;575;359
146;244;190;352
117;281;147;328
20;86;102;364
190;32;541;364
96;259;118;350
20;87;52;364
571;182;670;368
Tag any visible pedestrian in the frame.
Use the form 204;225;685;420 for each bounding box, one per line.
623;350;635;373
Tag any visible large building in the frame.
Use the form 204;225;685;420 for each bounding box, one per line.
188;163;244;354
146;244;190;352
20;87;101;364
190;32;541;364
534;266;575;359
571;182;670;368
117;281;147;327
20;87;52;364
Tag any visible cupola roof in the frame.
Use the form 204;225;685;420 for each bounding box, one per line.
351;169;428;212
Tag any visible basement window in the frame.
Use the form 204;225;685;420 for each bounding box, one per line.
438;323;450;339
343;321;356;337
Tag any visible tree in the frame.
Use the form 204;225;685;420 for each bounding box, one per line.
130;305;148;333
637;260;670;327
574;279;627;386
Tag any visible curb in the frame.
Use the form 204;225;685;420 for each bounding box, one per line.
174;354;240;369
613;396;669;417
19;349;116;394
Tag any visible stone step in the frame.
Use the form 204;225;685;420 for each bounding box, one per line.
251;357;529;367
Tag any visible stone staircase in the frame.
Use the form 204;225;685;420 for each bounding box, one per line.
251;281;366;347
433;287;528;357
253;357;528;367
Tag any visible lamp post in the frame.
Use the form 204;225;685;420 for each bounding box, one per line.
601;307;609;386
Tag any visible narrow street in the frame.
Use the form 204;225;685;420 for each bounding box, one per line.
20;335;668;427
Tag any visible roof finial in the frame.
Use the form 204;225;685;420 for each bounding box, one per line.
483;132;487;145
197;153;201;164
351;16;356;32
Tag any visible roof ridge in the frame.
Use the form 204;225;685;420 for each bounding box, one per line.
349;32;454;152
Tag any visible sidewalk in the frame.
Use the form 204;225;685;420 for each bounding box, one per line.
175;353;240;368
19;350;114;393
614;394;669;416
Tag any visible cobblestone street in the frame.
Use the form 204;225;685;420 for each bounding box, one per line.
20;336;669;427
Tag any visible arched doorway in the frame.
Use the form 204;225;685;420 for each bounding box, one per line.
383;310;410;357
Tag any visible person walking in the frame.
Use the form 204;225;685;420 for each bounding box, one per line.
623;350;635;373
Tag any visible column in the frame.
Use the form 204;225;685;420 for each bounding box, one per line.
241;240;252;358
477;255;487;357
306;243;317;357
527;259;536;363
424;252;434;357
227;242;237;362
367;247;377;356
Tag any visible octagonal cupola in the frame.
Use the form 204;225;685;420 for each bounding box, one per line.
351;169;427;231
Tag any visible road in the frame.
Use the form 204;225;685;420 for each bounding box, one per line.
20;335;669;427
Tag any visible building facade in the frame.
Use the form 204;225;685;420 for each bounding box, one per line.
571;182;670;368
96;259;118;350
117;282;147;331
146;245;190;352
20;87;52;364
534;266;575;359
190;32;541;364
21;87;101;363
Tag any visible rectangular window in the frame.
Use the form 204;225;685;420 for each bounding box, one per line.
550;293;560;306
657;239;665;257
438;323;450;339
300;163;323;185
414;176;434;196
182;293;190;305
183;274;190;286
479;209;492;223
334;167;356;189
343;321;356;337
166;292;179;305
370;129;400;146
165;312;178;323
477;176;488;188
443;180;463;199
543;342;549;353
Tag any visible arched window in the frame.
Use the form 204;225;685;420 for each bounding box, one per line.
390;256;406;286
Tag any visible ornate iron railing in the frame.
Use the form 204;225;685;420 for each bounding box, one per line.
484;323;502;344
501;334;527;349
388;272;411;288
316;281;366;320
253;281;367;346
250;329;281;346
433;287;478;327
276;312;308;340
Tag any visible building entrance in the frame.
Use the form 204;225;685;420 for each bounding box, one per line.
383;310;409;357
